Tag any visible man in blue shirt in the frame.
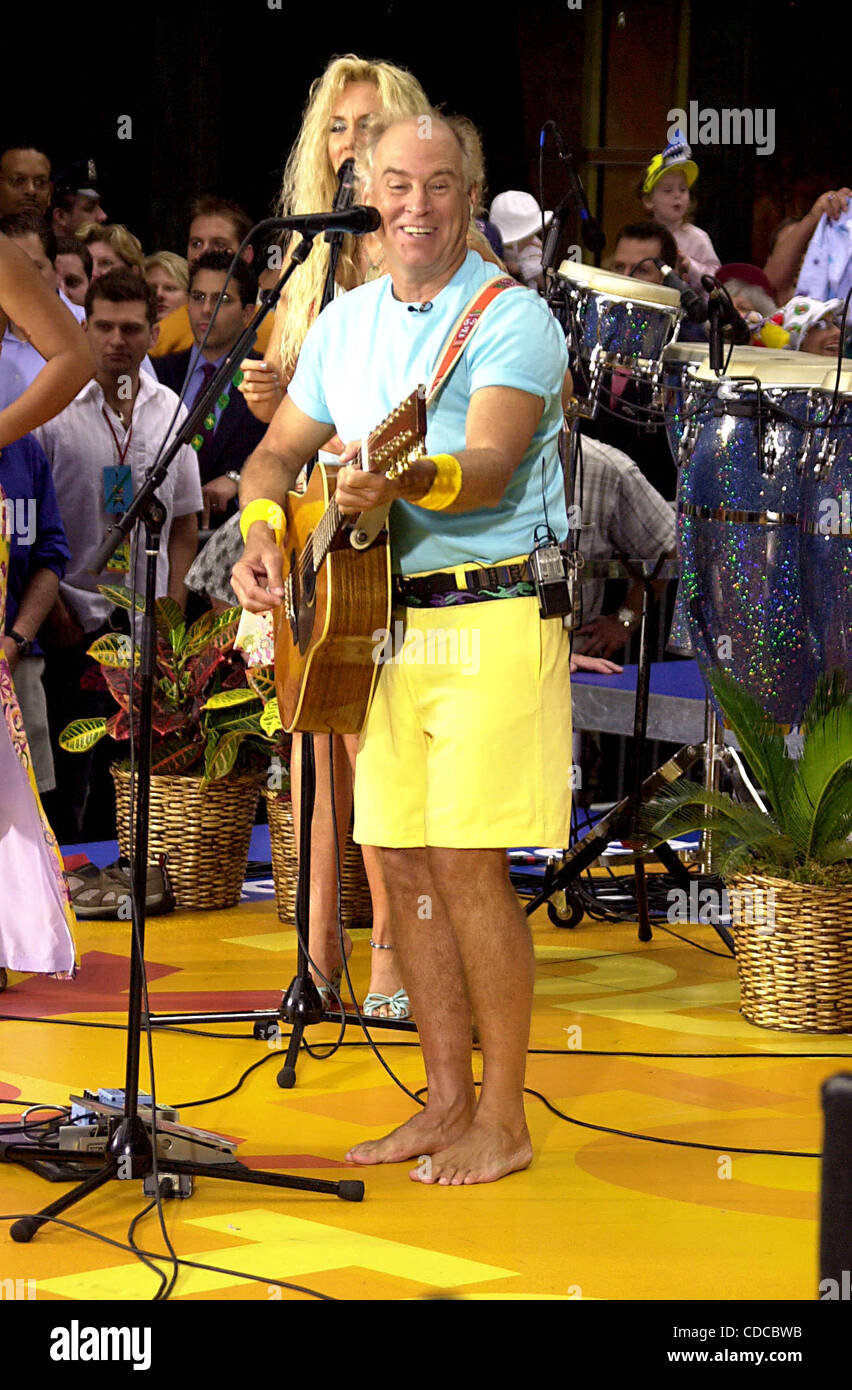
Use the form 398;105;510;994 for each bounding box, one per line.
232;111;574;1187
1;432;70;792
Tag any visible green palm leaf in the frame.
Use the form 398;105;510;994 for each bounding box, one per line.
787;705;852;859
708;669;795;831
818;837;852;867
640;783;797;876
800;669;850;732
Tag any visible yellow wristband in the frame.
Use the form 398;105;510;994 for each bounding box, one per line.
415;453;462;511
239;498;286;546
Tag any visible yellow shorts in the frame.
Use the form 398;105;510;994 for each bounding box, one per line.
353;595;574;849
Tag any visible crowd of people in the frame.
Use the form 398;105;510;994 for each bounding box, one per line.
1;55;848;1183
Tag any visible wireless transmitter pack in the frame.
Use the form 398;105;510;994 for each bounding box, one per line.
528;536;575;620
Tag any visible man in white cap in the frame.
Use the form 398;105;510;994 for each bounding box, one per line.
489;191;551;290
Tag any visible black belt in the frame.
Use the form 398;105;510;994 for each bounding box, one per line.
393;562;532;605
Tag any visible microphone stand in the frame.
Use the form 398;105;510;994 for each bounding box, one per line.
1;230;366;1248
541;123;605;289
143;218;418;1074
276;210;419;1091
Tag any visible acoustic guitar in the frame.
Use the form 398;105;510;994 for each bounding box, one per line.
273;386;427;734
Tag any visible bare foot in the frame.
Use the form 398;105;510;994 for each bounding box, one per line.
345;1101;473;1167
410;1117;533;1186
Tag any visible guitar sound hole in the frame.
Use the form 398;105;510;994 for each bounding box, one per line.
303;558;316;607
288;549;300;643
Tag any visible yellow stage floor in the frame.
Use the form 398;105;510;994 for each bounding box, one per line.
1;892;848;1302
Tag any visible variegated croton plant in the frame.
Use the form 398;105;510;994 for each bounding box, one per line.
59;585;288;783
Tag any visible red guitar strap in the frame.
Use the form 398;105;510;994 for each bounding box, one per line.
425;275;523;404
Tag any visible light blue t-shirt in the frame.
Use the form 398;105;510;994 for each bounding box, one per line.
288;250;569;574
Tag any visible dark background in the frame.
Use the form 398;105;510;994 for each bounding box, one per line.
7;0;846;266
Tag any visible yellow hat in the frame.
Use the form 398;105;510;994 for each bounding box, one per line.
643;132;699;196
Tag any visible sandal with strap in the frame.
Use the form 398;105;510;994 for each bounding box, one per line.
363;989;412;1020
314;965;343;1012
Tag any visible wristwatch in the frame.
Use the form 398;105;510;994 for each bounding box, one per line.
616;606;640;631
225;470;241;485
8;628;33;657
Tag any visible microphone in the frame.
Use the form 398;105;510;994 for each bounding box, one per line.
701;274;751;345
543;122;606;255
269;205;381;237
655;260;707;323
325;157;356;242
407;302;433;313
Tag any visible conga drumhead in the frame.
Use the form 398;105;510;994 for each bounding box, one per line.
662;342;710;368
692;346;849;388
557;259;681;308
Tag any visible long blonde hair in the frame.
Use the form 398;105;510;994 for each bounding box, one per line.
276;54;428;374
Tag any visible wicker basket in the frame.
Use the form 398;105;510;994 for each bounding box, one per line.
731;872;852;1033
264;790;372;928
112;767;261;911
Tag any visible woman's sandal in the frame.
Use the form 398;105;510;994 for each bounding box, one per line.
363;938;412;1020
363;989;412;1020
314;965;343;1012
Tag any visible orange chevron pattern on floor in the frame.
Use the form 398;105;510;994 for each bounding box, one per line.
1;893;848;1301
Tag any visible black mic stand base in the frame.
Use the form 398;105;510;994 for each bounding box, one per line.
2;1134;363;1245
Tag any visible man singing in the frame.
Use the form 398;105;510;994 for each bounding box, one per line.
232;111;573;1185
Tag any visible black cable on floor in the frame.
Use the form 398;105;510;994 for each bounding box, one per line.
0;1210;335;1300
413;1082;823;1158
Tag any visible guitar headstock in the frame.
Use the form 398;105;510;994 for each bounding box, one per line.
362;385;427;481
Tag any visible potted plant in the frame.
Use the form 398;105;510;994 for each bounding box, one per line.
59;586;283;910
640;668;852;1033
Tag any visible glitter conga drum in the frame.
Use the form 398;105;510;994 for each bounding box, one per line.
661;341;709;462
677;352;827;724
799;368;852;683
557;261;682;418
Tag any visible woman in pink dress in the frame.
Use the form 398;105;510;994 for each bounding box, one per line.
0;231;93;989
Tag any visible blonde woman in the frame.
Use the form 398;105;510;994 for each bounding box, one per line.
144;251;189;320
238;55;432;423
75;221;146;278
232;56;445;1020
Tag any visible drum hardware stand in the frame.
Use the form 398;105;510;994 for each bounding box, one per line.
529;553;703;941
1;230;371;1243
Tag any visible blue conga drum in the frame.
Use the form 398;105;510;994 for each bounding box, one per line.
799;368;852;684
677;350;826;724
557;261;683;417
661;341;709;464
